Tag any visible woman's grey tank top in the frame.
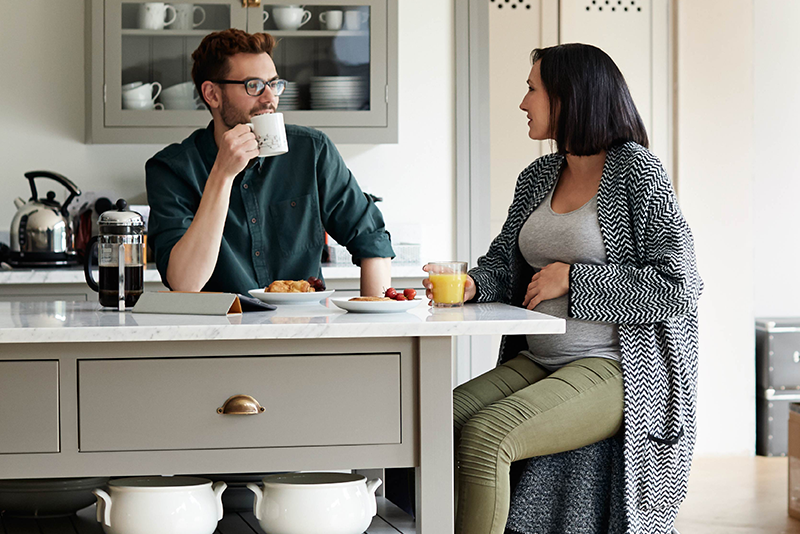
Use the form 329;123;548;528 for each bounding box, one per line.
517;185;621;370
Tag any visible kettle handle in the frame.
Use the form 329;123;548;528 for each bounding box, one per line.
84;236;100;292
24;170;82;217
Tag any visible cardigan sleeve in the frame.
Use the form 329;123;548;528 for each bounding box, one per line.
468;160;544;303
568;159;703;325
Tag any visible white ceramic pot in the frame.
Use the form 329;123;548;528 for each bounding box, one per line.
247;473;382;534
93;477;226;534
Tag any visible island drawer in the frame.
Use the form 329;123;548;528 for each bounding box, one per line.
0;360;59;454
78;354;402;452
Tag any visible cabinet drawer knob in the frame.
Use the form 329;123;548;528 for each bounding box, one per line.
217;394;266;415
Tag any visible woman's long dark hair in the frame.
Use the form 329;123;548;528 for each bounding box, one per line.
531;43;648;156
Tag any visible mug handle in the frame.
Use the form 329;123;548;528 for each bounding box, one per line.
154;102;164;110
262;10;269;23
299;10;311;28
151;81;162;101
193;5;206;28
83;236;100;293
319;12;327;24
362;11;370;24
163;4;177;27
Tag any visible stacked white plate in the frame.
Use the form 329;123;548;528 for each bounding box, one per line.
310;76;368;111
279;81;300;111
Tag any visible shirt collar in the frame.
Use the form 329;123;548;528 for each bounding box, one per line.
197;120;218;171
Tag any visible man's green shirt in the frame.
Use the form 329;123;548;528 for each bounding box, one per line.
146;122;394;294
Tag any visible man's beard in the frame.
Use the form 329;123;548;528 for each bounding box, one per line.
219;89;275;129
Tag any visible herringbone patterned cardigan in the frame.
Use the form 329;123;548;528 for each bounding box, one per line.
469;142;702;533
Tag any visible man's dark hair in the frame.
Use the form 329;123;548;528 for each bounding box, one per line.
191;28;277;108
531;43;649;156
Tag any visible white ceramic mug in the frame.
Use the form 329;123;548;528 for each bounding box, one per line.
171;4;205;30
343;9;369;31
138;3;177;30
122;98;164;110
93;477;226;534
272;6;312;30
246;113;288;157
122;81;162;101
319;10;343;31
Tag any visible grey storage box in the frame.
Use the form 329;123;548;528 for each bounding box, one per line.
756;318;800;390
756;388;800;456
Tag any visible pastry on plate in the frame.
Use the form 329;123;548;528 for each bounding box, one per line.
266;280;315;293
349;296;392;302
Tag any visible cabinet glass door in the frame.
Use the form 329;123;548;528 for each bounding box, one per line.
105;0;247;127
253;1;387;127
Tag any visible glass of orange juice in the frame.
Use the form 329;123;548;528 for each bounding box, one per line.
428;262;468;308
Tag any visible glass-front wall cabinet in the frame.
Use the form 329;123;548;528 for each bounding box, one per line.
87;0;397;144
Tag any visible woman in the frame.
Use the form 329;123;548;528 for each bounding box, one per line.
423;44;702;534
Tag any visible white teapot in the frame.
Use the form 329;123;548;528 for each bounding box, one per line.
247;472;382;534
93;476;226;534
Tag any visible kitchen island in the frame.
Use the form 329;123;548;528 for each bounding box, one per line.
0;299;564;533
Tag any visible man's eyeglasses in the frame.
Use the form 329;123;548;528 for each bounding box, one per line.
212;78;287;97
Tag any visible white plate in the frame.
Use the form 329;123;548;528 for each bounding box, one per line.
330;297;423;313
248;288;335;305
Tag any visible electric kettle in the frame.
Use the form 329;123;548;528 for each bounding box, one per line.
9;171;82;267
84;200;145;310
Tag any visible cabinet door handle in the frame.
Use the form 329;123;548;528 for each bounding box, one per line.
242;0;261;7
217;394;266;415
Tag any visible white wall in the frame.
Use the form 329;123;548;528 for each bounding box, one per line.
0;1;455;264
677;0;755;455
753;0;800;318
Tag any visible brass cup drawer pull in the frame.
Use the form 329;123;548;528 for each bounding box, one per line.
217;395;266;415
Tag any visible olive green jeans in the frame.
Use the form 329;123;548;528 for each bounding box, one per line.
453;354;624;534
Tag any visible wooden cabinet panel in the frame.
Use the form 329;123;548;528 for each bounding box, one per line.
0;361;60;454
78;353;401;452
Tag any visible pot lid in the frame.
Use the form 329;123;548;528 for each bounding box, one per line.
98;199;144;227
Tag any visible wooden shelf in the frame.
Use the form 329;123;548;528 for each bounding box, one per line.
121;29;368;37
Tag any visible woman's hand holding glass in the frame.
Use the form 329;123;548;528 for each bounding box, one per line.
522;261;570;310
422;263;476;305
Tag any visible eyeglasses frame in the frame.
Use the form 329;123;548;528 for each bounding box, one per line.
212;77;287;97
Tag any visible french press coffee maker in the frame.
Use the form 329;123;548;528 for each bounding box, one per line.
83;199;145;310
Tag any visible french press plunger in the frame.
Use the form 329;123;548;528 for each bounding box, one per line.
83;199;145;310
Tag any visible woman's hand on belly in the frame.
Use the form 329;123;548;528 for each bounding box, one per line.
522;261;570;310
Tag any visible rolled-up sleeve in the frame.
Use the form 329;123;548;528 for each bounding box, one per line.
144;155;201;286
316;135;394;263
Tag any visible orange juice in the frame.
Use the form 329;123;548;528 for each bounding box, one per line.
429;273;468;306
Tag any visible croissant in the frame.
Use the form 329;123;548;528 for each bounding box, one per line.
266;280;315;293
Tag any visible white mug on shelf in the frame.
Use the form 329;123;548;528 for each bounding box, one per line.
171;4;206;30
246;113;288;157
138;3;177;30
122;98;164;110
319;10;343;31
343;9;369;30
272;5;312;30
122;81;162;101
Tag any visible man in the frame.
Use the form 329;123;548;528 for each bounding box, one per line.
146;29;393;295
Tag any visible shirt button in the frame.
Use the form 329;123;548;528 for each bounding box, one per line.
255;251;260;257
290;201;297;207
243;184;249;189
251;217;257;224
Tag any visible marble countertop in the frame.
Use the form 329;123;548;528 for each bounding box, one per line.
0;263;426;285
0;299;565;344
